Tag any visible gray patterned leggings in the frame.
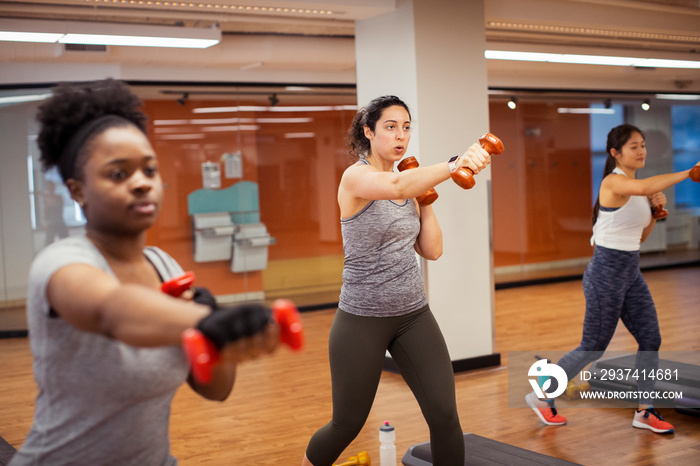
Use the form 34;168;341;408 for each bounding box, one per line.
305;304;463;466
557;246;661;402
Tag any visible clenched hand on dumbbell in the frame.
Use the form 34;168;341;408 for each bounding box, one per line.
396;132;504;207
650;164;700;221
450;132;505;189
161;272;304;384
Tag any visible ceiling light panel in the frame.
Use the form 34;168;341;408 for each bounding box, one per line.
0;18;221;48
485;50;700;69
0;93;52;105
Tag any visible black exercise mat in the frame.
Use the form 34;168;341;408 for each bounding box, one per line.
402;432;582;466
0;436;16;466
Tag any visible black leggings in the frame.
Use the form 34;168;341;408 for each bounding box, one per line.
305;305;464;466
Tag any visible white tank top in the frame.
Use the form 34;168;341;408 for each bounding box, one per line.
590;168;652;251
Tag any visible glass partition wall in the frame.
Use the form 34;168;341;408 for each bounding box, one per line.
489;91;700;285
1;85;699;334
136;84;357;308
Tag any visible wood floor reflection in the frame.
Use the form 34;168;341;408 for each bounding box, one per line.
1;266;698;465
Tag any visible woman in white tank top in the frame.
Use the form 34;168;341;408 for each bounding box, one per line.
526;123;700;435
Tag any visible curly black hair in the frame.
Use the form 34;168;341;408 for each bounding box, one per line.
347;95;410;160
36;78;148;181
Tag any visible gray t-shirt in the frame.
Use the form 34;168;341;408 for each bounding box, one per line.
10;236;190;466
338;194;428;317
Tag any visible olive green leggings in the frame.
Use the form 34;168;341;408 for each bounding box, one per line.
305;305;464;466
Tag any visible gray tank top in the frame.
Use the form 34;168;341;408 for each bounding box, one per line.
338;161;428;317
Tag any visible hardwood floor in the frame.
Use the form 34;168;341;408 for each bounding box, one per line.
0;266;698;465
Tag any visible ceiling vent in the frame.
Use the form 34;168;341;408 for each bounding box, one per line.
63;44;108;53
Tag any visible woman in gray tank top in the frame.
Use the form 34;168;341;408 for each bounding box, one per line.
302;95;492;466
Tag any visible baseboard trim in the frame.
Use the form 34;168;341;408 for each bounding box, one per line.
0;329;28;339
383;352;501;374
216;291;266;305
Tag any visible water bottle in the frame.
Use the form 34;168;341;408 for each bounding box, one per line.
379;420;396;466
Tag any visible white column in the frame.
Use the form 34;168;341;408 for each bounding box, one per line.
0;103;37;302
355;0;497;367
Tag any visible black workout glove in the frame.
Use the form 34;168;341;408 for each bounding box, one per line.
192;286;218;309
195;303;272;350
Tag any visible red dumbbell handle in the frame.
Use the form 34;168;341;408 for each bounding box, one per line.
690;165;700;182
396;156;438;206
160;271;195;297
451;132;505;189
162;273;304;384
272;299;304;351
652;207;669;220
182;328;220;384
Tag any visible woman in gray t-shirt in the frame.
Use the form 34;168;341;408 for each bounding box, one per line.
302;95;491;466
11;79;277;466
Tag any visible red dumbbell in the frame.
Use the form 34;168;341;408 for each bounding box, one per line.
162;273;304;384
451;132;505;189
652;206;669;220
396;156;439;206
690;165;700;182
160;271;196;297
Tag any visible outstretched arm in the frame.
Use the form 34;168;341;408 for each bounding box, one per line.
340;160;450;203
48;264;277;401
340;143;491;203
603;166;696;201
48;264;209;347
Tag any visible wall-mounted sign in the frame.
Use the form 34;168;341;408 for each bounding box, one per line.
223;151;242;179
201;161;221;189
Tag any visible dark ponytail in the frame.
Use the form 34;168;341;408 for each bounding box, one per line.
592;123;645;225
347;95;410;160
